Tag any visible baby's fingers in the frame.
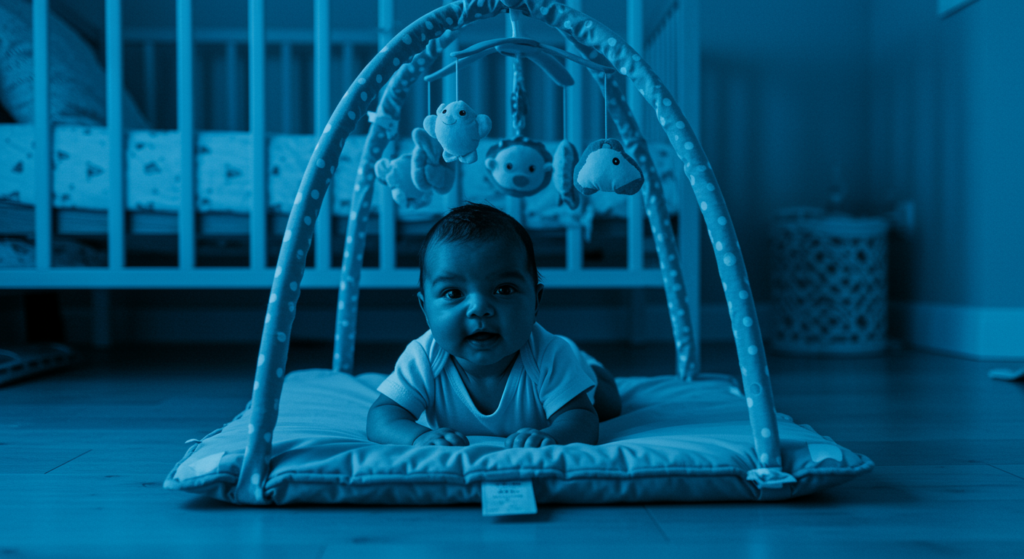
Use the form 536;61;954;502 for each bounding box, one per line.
525;433;550;448
507;429;534;448
443;431;469;446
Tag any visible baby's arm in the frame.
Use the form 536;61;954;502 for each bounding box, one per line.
366;394;469;446
505;392;599;448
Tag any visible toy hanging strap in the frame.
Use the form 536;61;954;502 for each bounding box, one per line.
562;85;568;140
603;72;608;138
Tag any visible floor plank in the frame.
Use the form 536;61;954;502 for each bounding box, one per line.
1;342;1023;557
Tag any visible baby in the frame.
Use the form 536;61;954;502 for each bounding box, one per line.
366;203;621;448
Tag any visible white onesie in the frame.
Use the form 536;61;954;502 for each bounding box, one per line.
377;323;597;437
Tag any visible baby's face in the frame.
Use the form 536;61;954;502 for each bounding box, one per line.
417;237;542;376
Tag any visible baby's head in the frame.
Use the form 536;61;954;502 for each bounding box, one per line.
417;203;543;371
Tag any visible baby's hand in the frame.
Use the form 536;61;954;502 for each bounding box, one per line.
413;428;469;447
505;428;557;448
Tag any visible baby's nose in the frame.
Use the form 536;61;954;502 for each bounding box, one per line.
512;175;530;187
466;294;495;316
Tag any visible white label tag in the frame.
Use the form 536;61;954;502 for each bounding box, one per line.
481;481;537;516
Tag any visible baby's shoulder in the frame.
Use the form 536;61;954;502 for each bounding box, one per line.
528;323;581;358
397;330;448;378
522;324;584;377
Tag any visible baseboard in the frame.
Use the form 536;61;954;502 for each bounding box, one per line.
891;302;1024;360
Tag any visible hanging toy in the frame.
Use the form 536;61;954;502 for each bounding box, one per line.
552;139;580;209
484;137;553;197
573;138;644;196
375;154;432;209
422;100;492;164
411;128;456;194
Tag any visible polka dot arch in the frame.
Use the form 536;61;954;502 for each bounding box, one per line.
235;0;787;505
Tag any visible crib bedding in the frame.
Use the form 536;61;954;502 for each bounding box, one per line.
0;124;682;230
165;369;873;505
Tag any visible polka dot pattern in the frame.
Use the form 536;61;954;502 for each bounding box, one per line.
580;56;696;381
331;17;458;376
543;0;784;478
235;0;470;505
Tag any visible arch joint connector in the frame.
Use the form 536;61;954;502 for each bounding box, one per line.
746;467;797;490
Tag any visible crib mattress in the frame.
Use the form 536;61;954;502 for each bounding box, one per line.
164;369;872;505
0;124;682;229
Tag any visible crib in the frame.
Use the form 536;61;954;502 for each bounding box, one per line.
0;0;702;351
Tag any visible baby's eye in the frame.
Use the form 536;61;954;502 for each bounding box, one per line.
506;163;513;170
612;157;620;165
442;109;447;114
442;289;463;299
528;165;535;172
495;285;516;295
459;110;466;116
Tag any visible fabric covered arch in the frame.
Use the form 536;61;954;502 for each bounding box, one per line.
235;0;788;505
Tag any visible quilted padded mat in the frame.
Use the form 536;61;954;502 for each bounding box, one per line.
165;369;872;505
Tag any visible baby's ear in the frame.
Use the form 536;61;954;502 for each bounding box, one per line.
485;157;497;171
416;291;427;320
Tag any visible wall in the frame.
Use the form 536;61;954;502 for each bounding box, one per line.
697;0;872;307
870;0;1024;358
697;0;1024;359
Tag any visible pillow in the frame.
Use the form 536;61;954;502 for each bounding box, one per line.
0;0;149;128
165;369;873;505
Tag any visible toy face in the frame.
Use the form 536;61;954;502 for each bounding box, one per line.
436;100;477;128
579;146;642;192
487;144;551;195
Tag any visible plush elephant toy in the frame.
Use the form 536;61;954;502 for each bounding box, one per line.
573;138;644;196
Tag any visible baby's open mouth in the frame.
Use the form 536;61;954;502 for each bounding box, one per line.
467;331;499;342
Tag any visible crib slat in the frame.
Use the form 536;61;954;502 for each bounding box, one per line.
376;0;396;270
106;0;126;270
143;41;158;125
33;0;51;270
565;0;584;271
280;42;293;134
314;0;332;271
176;0;196;269
678;0;703;367
626;0;645;272
226;42;240;130
249;0;268;269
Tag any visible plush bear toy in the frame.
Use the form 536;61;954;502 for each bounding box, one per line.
423;100;492;164
411;128;456;195
375;154;432;209
552;139;581;209
484;137;553;197
573;138;644;196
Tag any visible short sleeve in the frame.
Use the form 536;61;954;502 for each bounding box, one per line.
376;339;435;417
533;332;598;418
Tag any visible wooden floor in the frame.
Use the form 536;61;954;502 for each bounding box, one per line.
2;340;1023;558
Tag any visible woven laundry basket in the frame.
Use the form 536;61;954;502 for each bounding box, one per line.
770;210;890;355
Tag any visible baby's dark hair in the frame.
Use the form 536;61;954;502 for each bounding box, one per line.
418;202;539;290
